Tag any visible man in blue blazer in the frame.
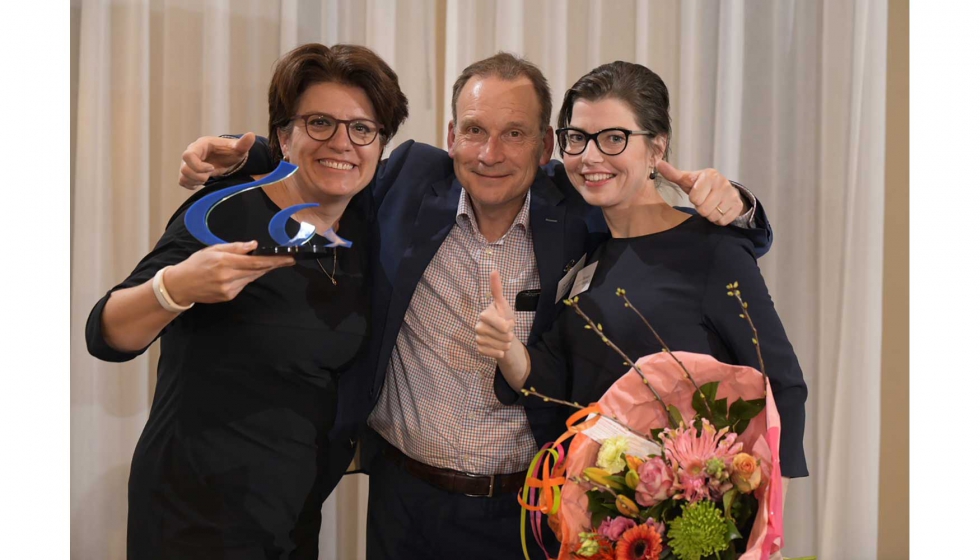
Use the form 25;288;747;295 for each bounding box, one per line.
179;53;772;559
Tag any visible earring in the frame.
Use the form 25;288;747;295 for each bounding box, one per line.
649;167;657;180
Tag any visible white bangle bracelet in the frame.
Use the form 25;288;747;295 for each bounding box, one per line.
152;266;194;313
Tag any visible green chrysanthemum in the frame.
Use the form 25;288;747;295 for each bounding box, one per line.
667;501;729;560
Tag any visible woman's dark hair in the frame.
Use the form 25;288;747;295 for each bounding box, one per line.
267;43;409;162
556;61;671;159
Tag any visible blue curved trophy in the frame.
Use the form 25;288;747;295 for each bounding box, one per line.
184;160;352;259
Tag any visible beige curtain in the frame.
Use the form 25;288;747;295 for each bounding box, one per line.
71;1;888;558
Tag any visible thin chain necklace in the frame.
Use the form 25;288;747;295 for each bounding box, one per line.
315;247;338;286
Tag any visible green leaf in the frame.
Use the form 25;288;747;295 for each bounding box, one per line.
607;475;629;489
585;489;617;516
701;381;720;402
650;427;665;442
722;489;737;518
731;493;758;530
719;545;739;560
692;391;711;420
638;505;657;519
668;404;685;428
648;498;679;521
712;397;729;424
729;397;766;421
591;508;609;529
725;518;742;541
692;382;720;420
730;418;750;434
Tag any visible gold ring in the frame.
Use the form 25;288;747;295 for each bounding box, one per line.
716;205;727;215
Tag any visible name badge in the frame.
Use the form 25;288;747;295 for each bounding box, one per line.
569;261;598;299
555;254;587;303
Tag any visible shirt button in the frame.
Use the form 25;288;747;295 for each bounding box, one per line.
485;248;493;255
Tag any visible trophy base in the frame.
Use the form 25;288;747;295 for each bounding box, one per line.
251;245;336;261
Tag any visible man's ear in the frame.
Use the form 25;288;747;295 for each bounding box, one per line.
447;121;457;156
539;126;556;166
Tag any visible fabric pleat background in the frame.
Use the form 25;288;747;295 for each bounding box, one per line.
70;1;899;558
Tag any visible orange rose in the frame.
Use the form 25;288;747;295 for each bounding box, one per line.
731;453;762;493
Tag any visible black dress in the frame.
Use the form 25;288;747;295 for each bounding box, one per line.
522;215;808;477
85;179;372;559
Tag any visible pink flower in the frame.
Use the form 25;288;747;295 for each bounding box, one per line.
661;419;742;503
634;456;674;507
597;516;637;541
643;517;666;537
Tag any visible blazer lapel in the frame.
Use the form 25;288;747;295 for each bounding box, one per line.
386;177;461;330
528;173;568;336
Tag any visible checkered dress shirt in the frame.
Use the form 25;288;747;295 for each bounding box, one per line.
368;189;540;475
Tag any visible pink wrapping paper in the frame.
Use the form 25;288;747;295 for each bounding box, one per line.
555;351;783;560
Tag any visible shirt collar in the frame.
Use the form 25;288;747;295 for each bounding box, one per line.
456;188;532;240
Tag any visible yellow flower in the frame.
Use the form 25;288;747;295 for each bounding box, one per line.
597;436;630;473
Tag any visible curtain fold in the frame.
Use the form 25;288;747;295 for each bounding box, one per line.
71;1;887;558
814;1;887;558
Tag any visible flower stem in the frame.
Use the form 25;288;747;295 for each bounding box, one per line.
727;284;768;395
568;475;620;497
619;292;718;425
564;298;676;427
520;387;659;442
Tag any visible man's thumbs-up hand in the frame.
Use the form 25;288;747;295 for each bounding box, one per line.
475;271;532;391
475;271;516;360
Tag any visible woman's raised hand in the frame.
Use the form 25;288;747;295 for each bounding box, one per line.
165;241;295;305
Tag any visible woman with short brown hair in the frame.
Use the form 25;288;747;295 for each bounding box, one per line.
86;43;407;559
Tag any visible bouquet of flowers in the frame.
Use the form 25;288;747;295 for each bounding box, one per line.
518;285;797;560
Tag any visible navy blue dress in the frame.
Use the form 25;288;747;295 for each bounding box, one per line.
521;215;808;477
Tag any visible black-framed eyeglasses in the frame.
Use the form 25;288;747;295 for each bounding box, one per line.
556;127;655;156
289;113;383;146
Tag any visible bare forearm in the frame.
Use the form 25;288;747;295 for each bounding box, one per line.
499;343;531;392
101;281;180;352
